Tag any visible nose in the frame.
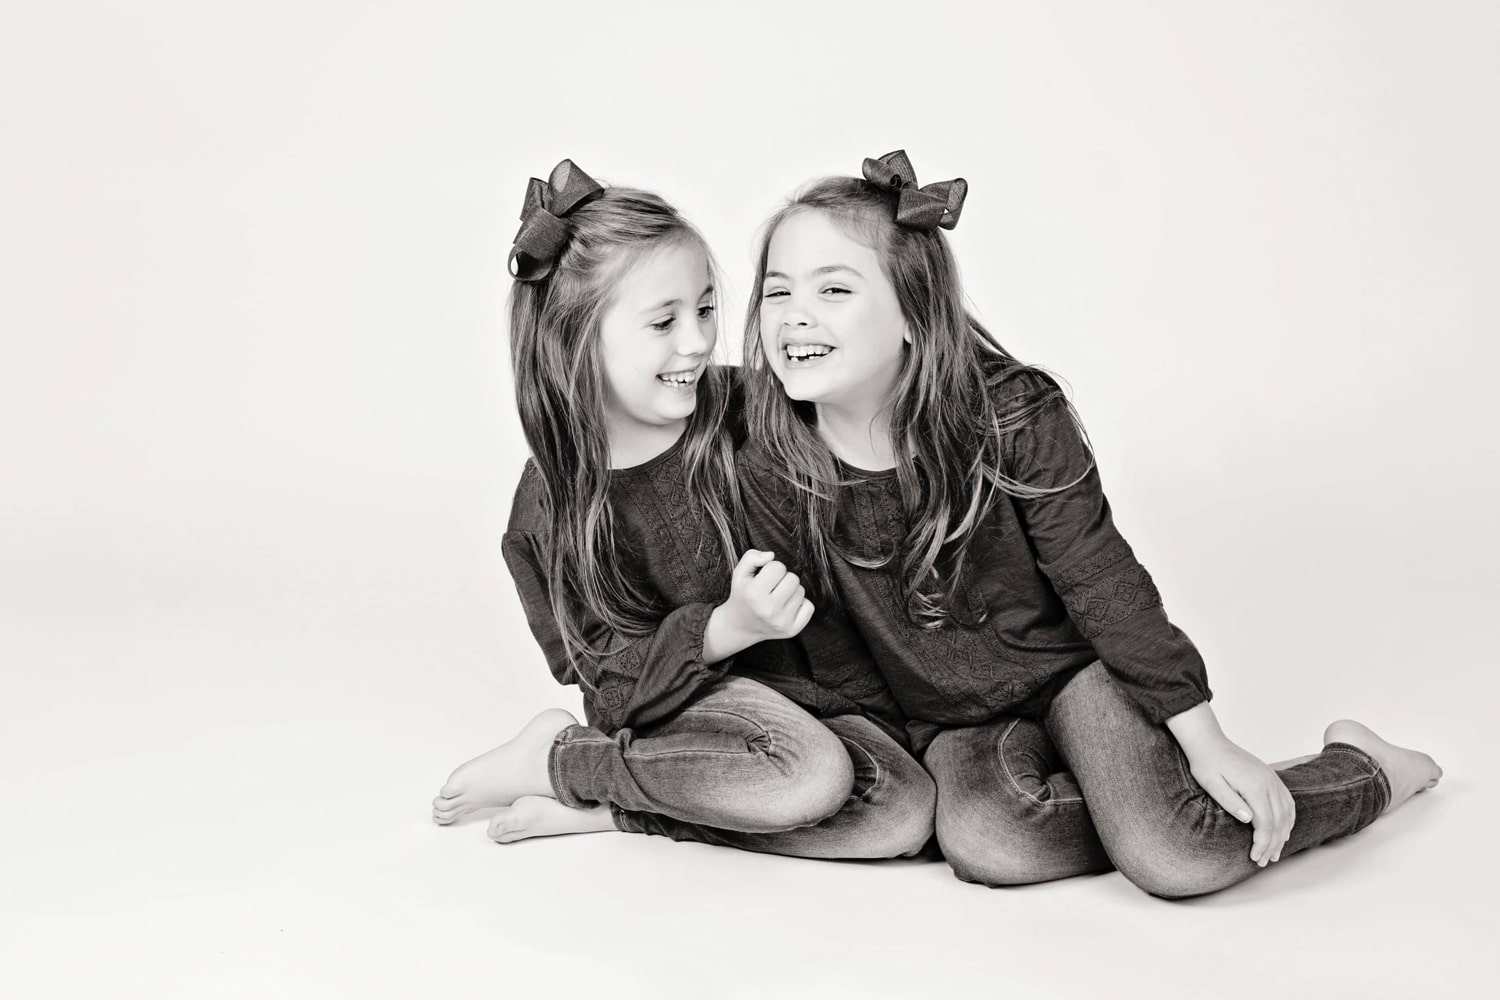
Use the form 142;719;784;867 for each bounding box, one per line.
781;295;814;329
675;312;711;357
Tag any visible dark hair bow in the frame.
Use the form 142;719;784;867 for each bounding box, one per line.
508;159;605;282
860;150;967;232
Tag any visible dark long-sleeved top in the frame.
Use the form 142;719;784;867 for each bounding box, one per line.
730;594;911;748
502;437;733;734
502;393;907;741
739;370;1212;753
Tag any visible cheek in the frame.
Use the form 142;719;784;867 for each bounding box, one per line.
876;308;908;355
758;317;778;351
599;340;626;380
600;338;647;395
601;362;632;404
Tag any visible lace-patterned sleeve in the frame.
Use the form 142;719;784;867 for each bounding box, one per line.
500;528;725;733
1006;387;1212;723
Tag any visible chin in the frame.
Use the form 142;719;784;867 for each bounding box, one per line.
657;401;697;422
776;371;835;405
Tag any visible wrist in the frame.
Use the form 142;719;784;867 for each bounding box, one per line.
1164;701;1229;756
703;604;753;663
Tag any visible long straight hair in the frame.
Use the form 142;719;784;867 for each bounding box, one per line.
742;176;1090;626
509;187;740;667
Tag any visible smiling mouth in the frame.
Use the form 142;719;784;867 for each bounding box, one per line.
656;367;701;388
783;344;834;366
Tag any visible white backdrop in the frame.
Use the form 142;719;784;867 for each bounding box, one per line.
3;3;1496;997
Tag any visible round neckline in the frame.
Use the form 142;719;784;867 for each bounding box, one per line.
610;429;687;478
833;455;899;481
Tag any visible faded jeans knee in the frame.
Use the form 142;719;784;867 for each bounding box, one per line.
927;719;1107;887
740;719;854;831
864;750;937;858
1104;799;1249;899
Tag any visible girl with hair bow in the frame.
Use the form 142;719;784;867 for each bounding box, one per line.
737;150;1441;897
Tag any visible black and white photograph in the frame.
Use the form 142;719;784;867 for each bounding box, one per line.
3;2;1496;997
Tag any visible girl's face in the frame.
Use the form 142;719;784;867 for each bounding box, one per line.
759;209;909;413
597;241;716;443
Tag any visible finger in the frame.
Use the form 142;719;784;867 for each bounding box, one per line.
770;583;804;615
1273;790;1292;863
768;589;806;633
1263;777;1292;863
1259;789;1282;866
769;572;801;605
1274;789;1296;863
1200;774;1253;826
1220;769;1274;863
1283;796;1296;860
789;598;815;635
1245;786;1276;865
751;560;787;593
733;549;776;580
1234;783;1267;864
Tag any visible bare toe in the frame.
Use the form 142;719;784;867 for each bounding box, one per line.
488;810;526;843
486;796;614;844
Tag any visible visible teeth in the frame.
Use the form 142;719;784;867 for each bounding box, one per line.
785;344;833;359
658;371;696;385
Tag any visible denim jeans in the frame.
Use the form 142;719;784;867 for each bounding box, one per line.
550;675;935;859
925;663;1391;897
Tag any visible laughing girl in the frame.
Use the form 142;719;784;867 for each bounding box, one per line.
738;151;1440;897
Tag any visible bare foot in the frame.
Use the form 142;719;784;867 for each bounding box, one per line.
1324;719;1442;812
488;795;615;844
432;708;578;825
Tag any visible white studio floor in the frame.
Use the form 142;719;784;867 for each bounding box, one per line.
7;4;1499;995
2;510;1493;1000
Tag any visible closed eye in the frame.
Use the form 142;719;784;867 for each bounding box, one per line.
762;288;789;299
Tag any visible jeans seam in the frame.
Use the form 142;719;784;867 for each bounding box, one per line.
629;707;776;759
1286;777;1380;796
1172;738;1212;823
662;707;773;738
998;719;1082;807
624;748;768;759
838;734;882;803
1306;745;1390;809
1320;746;1378;771
548;729;580;808
1320;742;1391;810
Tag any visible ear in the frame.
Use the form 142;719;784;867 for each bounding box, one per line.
902;321;913;345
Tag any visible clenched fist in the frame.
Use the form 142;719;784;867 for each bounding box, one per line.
701;550;816;662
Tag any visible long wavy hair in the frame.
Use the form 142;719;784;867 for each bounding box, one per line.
509;186;739;667
742;176;1091;627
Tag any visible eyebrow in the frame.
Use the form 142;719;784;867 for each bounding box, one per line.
763;265;863;281
640;284;715;315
